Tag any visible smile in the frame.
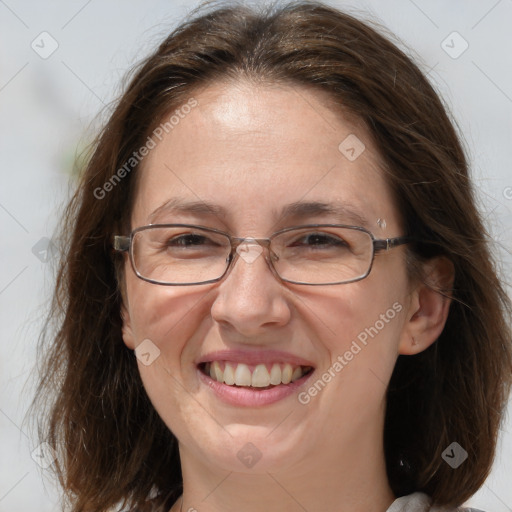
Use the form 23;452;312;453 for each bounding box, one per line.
199;361;314;388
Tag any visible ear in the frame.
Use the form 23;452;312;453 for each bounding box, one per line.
121;303;136;350
398;256;455;355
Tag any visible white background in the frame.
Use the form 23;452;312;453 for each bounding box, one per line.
0;1;511;511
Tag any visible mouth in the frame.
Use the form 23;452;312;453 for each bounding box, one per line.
198;361;314;390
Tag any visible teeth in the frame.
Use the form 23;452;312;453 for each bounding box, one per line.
223;363;235;385
281;363;293;384
203;361;312;387
212;361;223;382
269;364;282;385
234;363;252;386
252;364;270;387
291;366;303;382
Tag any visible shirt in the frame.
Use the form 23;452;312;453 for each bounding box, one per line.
387;493;486;512
132;491;487;511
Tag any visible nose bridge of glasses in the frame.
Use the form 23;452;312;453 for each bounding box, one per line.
228;236;279;278
231;236;279;263
231;236;272;251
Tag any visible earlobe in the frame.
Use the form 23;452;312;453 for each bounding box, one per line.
121;304;136;350
398;256;454;355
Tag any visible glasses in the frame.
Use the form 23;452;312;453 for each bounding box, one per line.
113;224;409;286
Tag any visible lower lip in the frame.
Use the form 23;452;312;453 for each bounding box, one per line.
197;367;314;407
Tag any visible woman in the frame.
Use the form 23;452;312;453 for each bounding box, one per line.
35;1;512;511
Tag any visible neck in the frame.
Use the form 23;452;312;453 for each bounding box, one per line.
171;424;395;512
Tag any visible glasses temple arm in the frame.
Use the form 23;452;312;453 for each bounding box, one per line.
373;236;410;252
113;235;130;252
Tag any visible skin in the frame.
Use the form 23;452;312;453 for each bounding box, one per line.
121;80;453;512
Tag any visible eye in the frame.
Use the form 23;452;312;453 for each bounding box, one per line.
156;231;228;260
166;233;214;247
289;232;349;249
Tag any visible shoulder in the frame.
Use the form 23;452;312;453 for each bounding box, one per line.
387;493;489;512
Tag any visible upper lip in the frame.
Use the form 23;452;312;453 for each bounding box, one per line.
196;349;315;367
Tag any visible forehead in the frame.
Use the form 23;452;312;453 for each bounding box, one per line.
132;80;400;233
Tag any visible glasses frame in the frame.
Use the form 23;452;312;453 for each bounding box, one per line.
113;223;410;286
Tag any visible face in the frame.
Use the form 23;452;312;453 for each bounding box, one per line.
121;80;417;477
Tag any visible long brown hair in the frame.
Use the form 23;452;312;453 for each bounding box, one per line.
33;1;512;510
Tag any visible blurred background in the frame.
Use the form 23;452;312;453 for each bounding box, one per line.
0;0;511;510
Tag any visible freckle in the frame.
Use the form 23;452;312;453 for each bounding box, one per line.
376;218;386;229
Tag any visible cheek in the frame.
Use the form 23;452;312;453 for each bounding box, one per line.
289;275;408;437
125;272;216;367
297;258;409;375
124;276;218;429
302;282;405;348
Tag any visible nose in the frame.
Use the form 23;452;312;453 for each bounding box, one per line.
210;241;292;337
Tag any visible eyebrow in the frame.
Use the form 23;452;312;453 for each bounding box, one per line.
148;197;370;228
278;200;369;228
148;198;227;223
